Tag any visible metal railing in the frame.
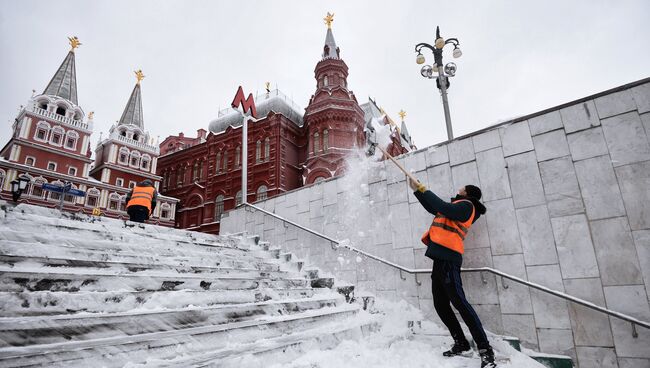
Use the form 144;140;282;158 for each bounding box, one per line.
240;202;650;337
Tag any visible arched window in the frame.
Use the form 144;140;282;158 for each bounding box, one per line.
133;133;139;141
86;188;100;207
34;121;50;142
55;105;66;116
256;140;262;163
324;76;329;86
121;130;127;137
215;151;221;174
235;146;241;168
119;147;129;164
129;151;141;167
50;126;64;146
313;132;320;153
141;154;151;171
222;150;228;171
264;138;270;161
192;161;199;180
37;99;48;110
30;176;46;198
235;190;242;206
160;203;171;219
108;193;121;211
64;131;79;150
314;176;326;183
214;195;225;221
323;129;329;152
177;165;184;186
256;185;268;202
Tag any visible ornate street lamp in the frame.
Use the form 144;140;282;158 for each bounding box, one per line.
10;174;31;202
415;26;462;141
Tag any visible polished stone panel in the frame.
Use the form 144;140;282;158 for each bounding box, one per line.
472;129;501;152
633;230;650;299
426;145;449;167
516;205;558;266
533;129;570;162
631;82;650;114
615;161;650;231
502;314;538;349
451;161;481;191
476;147;511;202
527;264;571;329
564;277;614;347
448;138;476;166
539;157;585;218
603;285;650;358
567;126;609;161
486;198;523;255
560;100;600;133
574;155;626;220
595;89;637;119
499;121;534;157
493;254;533;314
551;214;600;279
576;347;619;368
590;217;643;286
537;328;576;361
425;164;455;200
529;111;564;136
601;111;650;167
506;151;546;209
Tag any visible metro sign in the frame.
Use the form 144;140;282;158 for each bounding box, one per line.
231;86;257;118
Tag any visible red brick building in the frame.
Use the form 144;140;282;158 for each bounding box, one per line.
0;39;178;225
157;22;415;233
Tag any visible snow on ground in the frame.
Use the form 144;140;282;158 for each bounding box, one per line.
237;300;545;368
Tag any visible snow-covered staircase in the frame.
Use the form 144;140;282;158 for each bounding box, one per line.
0;202;376;367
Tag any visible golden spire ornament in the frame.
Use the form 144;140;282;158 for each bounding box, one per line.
265;82;271;93
324;12;334;29
68;36;81;52
135;70;145;84
398;110;407;122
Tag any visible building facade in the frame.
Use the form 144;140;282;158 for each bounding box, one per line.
157;19;415;233
0;39;178;225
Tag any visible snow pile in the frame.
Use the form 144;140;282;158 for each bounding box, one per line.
367;117;393;161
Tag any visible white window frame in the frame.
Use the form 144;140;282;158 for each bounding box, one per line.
33;121;50;142
214;195;225;221
116;178;124;187
256;185;268;202
108;193;121;211
118;147;130;165
48;180;64;201
141;154;151;171
47;161;57;172
64;131;79;151
25;156;36;167
85;188;100;207
30;177;47;198
160;203;171;219
0;169;6;192
129;151;141;168
129;181;137;189
68;166;77;176
49;126;65;147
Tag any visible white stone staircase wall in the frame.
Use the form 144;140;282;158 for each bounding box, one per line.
221;80;650;367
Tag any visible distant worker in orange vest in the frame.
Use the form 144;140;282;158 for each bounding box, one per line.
125;179;157;223
409;179;495;368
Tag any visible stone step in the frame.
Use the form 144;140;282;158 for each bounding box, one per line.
0;268;311;293
0;229;272;261
0;304;361;368
0;253;299;280
0;295;346;347
0;288;330;317
141;314;380;368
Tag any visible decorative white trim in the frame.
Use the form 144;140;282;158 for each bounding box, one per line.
46;161;57;172
25;156;36;167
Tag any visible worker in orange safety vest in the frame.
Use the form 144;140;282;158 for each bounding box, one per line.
409;178;495;368
125;179;157;223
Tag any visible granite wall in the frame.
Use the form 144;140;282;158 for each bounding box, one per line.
221;79;650;367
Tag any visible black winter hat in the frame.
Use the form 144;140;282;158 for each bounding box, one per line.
465;185;482;200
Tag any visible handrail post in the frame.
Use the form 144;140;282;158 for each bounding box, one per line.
480;271;487;285
399;269;407;281
500;276;509;289
415;273;422;286
632;323;638;338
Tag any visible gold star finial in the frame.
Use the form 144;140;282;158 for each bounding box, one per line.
135;70;145;84
68;36;81;52
398;110;407;122
88;111;94;120
324;12;334;29
265;82;271;93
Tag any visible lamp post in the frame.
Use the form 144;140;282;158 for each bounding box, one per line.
10;174;31;202
415;26;462;141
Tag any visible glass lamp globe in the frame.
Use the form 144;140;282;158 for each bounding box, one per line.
453;47;462;58
416;54;425;64
435;37;445;49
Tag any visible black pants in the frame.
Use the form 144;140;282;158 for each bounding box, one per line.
127;205;149;223
431;258;490;350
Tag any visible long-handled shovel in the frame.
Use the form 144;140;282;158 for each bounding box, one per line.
367;129;419;184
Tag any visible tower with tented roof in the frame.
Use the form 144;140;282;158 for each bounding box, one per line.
0;37;94;190
303;13;367;184
90;70;161;190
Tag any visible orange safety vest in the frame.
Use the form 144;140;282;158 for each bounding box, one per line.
421;199;475;255
126;186;155;213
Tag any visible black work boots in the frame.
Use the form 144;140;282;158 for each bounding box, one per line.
442;337;471;357
479;347;497;368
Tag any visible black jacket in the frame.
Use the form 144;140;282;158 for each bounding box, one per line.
414;190;486;265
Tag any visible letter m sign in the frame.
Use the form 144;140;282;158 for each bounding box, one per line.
231;86;257;118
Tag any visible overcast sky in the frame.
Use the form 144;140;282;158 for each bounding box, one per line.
1;1;649;150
